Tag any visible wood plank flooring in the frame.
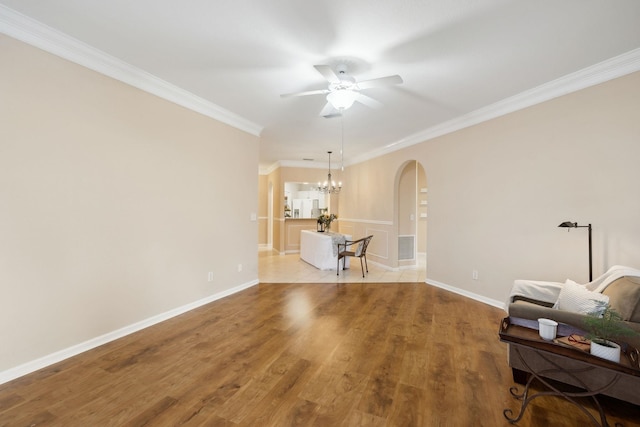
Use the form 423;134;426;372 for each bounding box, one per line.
1;283;639;426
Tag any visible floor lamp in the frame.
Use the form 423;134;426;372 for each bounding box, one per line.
558;221;592;282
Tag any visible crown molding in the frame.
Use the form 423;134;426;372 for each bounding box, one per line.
259;163;279;176
278;160;329;169
350;48;640;166
259;159;331;175
3;4;638;165
0;5;263;137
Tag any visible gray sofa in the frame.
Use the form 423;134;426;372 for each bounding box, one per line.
506;275;640;405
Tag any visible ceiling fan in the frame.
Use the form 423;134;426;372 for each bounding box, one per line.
280;64;403;117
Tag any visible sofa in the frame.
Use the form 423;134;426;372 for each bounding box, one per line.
505;266;640;405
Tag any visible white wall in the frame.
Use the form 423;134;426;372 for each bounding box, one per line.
0;35;259;375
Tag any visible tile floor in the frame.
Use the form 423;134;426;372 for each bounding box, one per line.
258;250;427;283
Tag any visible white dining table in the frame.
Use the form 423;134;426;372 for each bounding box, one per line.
300;230;351;270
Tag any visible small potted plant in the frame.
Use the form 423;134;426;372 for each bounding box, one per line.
583;302;635;363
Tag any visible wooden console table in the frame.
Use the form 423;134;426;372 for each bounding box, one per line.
499;317;640;426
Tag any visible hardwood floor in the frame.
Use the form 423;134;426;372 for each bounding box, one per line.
1;283;639;426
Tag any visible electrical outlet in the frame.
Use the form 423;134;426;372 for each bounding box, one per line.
237;264;243;272
472;270;479;280
208;272;213;282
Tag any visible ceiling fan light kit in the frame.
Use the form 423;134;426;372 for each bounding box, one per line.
281;63;403;115
287;62;402;184
327;90;357;110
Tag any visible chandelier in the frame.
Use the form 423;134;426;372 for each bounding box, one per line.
317;151;342;194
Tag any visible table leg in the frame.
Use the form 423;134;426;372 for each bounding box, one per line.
503;347;621;427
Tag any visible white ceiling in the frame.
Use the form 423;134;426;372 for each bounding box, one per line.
2;1;640;170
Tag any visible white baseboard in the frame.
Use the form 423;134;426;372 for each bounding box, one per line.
0;279;259;385
258;244;272;251
367;260;423;271
425;278;505;310
368;260;398;271
1;277;505;385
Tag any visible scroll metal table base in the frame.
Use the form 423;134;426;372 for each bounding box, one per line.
504;346;623;427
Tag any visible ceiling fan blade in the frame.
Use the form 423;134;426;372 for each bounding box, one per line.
354;93;383;109
280;89;330;98
314;64;341;83
319;102;341;118
355;75;403;90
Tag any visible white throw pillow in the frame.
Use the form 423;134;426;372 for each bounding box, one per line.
555;279;609;315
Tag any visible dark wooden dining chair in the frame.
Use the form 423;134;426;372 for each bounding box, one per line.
337;235;373;277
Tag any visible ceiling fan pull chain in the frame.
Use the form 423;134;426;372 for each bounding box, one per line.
341;114;345;171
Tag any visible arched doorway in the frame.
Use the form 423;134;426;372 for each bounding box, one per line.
395;160;427;271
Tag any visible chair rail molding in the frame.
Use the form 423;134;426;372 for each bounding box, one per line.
338;218;393;226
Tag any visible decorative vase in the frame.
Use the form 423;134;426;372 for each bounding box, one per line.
590;340;621;363
317;222;325;232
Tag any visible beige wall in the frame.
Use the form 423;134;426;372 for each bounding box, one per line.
257;174;268;247
0;35;259;372
398;162;417;237
341;71;640;303
265;167;282;252
417;163;427;254
258;72;640;305
283;219;318;253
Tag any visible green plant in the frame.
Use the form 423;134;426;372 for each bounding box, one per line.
583;302;635;347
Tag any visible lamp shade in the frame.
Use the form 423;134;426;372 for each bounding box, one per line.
558;221;578;228
327;90;356;110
